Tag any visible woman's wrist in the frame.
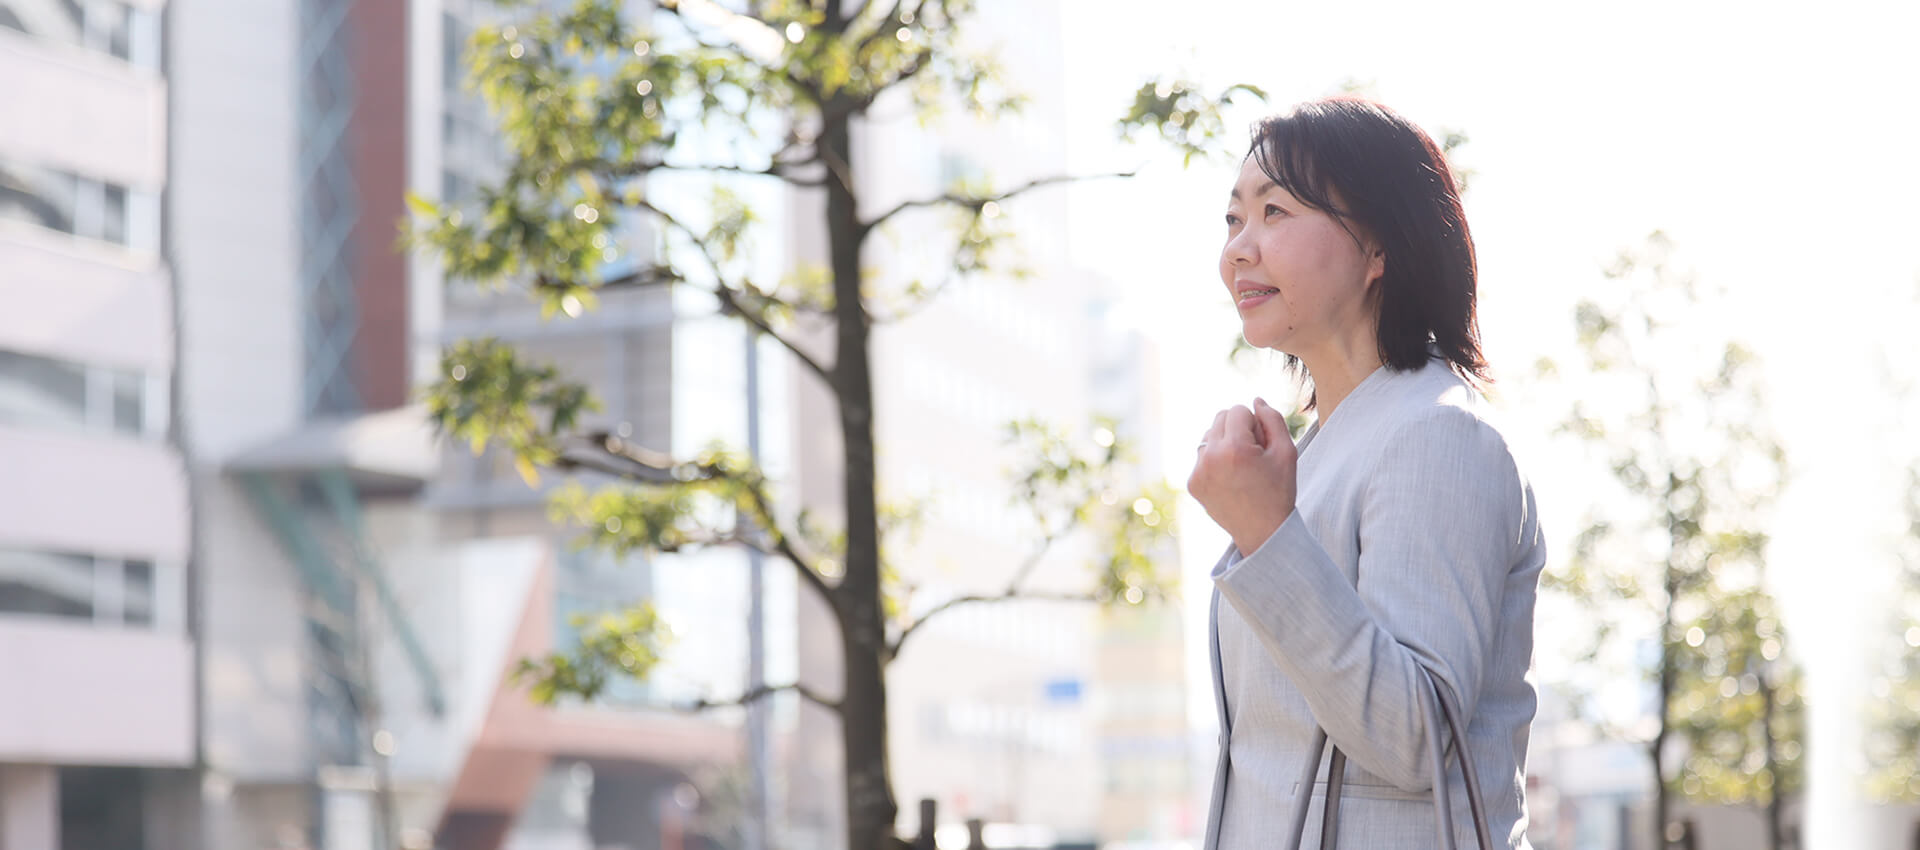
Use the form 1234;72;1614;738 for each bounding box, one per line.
1232;511;1291;558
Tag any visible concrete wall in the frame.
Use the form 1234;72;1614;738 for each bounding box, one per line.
169;0;310;788
0;425;189;564
0;619;192;766
0;230;171;374
169;0;303;463
0;29;166;191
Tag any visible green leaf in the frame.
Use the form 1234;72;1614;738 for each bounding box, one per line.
405;192;439;218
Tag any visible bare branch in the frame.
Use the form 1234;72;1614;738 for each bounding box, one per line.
860;169;1138;235
736;471;839;609
891;589;1101;662
627;197;837;387
869;207;985;323
1000;527;1061;598
679;681;842;714
565;156;829;188
533;263;683;296
555;434;695;484
889;530;1070;661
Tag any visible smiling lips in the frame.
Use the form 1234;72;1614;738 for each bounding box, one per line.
1237;283;1279;310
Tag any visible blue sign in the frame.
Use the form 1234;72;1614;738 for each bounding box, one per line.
1044;678;1082;704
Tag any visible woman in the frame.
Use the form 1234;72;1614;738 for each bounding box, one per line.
1187;97;1545;849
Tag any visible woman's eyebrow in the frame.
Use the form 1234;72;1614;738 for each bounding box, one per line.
1229;179;1280;201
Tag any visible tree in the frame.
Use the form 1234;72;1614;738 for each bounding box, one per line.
404;2;1255;848
1866;463;1920;804
1538;232;1805;850
1866;313;1920;807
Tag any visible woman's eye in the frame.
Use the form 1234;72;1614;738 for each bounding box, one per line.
1265;204;1286;218
1224;214;1242;227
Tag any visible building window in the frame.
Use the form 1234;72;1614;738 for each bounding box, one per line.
0;349;163;438
0;548;177;629
0;161;158;250
441;11;465;95
0;0;161;69
0;549;93;619
59;766;148;849
0;349;88;430
122;558;153;626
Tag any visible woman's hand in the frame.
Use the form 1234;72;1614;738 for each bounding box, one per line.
1188;397;1299;557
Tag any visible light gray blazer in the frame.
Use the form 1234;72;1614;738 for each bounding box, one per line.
1204;352;1545;849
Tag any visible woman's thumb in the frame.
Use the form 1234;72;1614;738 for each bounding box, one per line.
1253;397;1288;446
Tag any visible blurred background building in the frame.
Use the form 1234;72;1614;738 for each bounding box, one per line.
2;0;1186;847
0;1;193;848
167;0;819;847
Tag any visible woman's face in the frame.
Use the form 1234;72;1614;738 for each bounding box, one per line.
1219;154;1384;356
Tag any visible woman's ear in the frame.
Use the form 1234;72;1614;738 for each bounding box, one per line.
1366;245;1387;288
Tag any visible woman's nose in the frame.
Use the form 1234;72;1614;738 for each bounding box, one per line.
1224;229;1256;266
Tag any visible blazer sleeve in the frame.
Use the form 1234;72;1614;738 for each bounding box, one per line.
1210;405;1525;792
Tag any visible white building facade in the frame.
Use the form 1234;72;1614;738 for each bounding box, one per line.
0;1;195;846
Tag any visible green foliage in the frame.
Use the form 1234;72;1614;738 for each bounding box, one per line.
546;442;772;554
1868;466;1920;801
515;604;671;704
1669;589;1806;803
1540;231;1803;808
424;338;599;485
1119;80;1266;166
1002;418;1179;605
1093;478;1181;606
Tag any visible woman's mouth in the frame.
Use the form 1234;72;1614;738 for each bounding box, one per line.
1237;288;1279;310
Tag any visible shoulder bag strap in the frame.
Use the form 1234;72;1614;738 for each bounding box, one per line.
1289;668;1497;850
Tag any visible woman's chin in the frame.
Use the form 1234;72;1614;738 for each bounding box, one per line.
1240;326;1290;353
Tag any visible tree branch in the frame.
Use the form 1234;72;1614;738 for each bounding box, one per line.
1003;528;1058;593
869;206;990;323
653;0;823;107
847;1;938;109
533;263;683;296
735;469;839;610
567;156;829;187
860;169;1138;235
850;0;920;54
889;530;1070;661
679;681;842;714
890;589;1100;662
554;436;686;484
560;431;841;610
627;197;837;388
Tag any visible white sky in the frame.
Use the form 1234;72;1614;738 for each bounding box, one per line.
1052;1;1920;843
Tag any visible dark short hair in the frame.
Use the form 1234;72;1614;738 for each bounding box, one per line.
1248;97;1488;405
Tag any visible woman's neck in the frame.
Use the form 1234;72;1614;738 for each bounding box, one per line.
1301;335;1386;424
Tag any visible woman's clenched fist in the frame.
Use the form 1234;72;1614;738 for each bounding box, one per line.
1188;397;1300;557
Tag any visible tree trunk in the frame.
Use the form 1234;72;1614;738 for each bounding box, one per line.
1653;474;1684;850
1760;671;1783;850
822;95;898;850
1651;731;1668;850
1655;541;1679;850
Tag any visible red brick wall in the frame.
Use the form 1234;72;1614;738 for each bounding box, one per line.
349;0;410;411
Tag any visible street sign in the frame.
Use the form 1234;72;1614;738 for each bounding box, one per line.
1043;678;1082;704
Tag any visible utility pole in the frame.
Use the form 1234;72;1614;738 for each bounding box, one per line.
745;325;773;850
